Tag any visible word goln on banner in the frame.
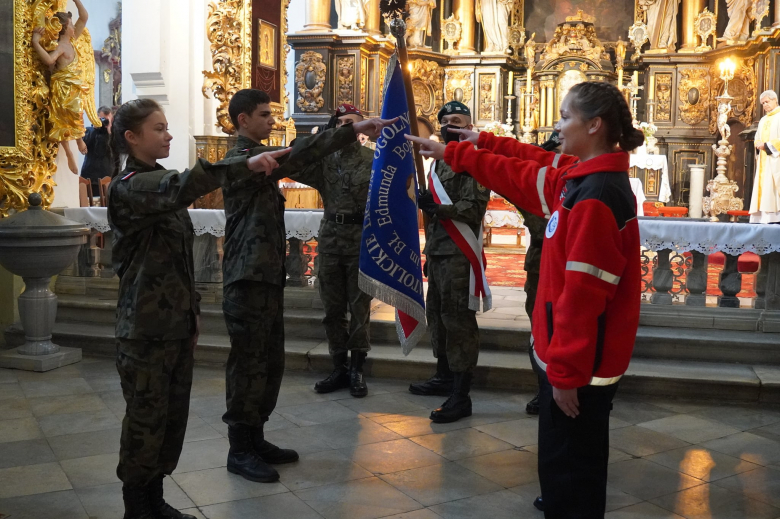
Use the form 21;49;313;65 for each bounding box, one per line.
358;56;426;354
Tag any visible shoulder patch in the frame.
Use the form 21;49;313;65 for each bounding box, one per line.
121;171;137;181
477;183;486;192
545;211;559;239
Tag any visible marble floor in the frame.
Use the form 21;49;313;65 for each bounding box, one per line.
3;358;780;518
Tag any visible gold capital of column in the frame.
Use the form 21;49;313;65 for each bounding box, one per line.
301;0;331;32
454;0;476;54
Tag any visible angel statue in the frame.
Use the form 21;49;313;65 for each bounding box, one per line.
336;0;368;30
717;101;731;140
31;0;101;175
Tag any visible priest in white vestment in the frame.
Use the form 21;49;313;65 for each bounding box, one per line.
750;90;780;223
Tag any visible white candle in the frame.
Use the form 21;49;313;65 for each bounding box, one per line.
508;71;513;95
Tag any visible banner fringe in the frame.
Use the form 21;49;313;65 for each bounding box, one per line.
358;271;427;324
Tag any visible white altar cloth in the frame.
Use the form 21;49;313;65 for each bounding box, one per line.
630;153;672;203
63;207;326;241
484;210;523;228
639;219;780;255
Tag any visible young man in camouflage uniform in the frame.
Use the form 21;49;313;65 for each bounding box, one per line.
288;104;375;398
221;90;395;483
409;101;491;423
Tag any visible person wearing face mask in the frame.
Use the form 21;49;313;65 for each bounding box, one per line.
408;101;491;423
288;104;377;398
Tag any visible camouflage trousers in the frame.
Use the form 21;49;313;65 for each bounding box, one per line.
116;337;194;487
317;253;372;356
426;254;480;372
222;281;285;428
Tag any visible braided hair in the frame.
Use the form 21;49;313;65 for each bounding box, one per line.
108;99;163;178
565;82;645;152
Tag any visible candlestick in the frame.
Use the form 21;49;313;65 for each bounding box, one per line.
508;71;513;95
648;74;655;101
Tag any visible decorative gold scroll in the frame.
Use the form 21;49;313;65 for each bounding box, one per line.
296;51;326;112
678;68;710;126
203;0;253;135
0;0;65;216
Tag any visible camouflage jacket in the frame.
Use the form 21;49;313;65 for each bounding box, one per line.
108;155;251;340
221;127;356;287
290;141;373;255
424;160;490;256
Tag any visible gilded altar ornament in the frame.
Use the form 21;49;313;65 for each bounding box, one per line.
442;15;462;54
296;51;326;112
202;0;253;134
628;22;649;60
751;0;770;36
337;56;355;105
655;73;672;121
539;12;606;65
445;69;474;106
409;59;445;121
506;24;527;59
704;59;743;221
678;68;710;126
694;8;717;51
31;0;101;177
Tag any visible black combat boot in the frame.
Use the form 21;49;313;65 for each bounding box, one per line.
147;476;195;519
349;351;368;398
314;351;350;393
526;392;540;415
122;485;155;519
408;355;454;396
227;424;279;483
250;426;299;464
430;372;473;423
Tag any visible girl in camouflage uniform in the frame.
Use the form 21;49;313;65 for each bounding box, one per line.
107;99;288;519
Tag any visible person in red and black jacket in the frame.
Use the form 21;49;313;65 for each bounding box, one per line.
407;81;643;519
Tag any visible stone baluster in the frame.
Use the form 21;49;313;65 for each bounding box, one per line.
684;251;708;306
651;249;674;304
717;253;742;307
286;237;307;287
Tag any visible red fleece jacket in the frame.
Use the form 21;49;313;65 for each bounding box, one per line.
444;132;640;389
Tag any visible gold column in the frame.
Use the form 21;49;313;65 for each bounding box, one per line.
302;0;331;31
540;86;547;127
546;82;554;126
365;0;381;34
679;0;706;52
454;0;476;54
775;0;780;26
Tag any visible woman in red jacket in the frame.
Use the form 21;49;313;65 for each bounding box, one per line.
408;81;644;519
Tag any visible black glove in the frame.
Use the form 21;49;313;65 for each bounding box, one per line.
417;190;439;217
539;131;561;151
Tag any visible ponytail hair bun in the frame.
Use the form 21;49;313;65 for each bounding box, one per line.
566;81;645;152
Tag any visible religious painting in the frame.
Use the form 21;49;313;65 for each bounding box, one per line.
556;69;586;114
257;19;277;70
524;0;633;42
0;0;15;148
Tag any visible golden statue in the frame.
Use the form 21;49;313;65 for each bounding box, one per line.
31;0;101;175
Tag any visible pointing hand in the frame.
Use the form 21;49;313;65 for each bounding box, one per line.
247;147;293;175
352;117;401;140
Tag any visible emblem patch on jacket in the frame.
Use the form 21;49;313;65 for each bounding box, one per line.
546;211;559;239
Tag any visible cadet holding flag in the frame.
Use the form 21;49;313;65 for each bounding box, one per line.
407;101;491;423
287;104;376;399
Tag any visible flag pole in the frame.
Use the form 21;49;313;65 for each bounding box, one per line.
389;18;430;233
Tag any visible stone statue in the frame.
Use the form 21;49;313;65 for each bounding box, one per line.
405;0;437;48
645;0;680;52
31;0;100;175
477;0;513;53
525;33;536;70
717;101;731;140
615;36;627;69
720;0;751;42
335;0;367;30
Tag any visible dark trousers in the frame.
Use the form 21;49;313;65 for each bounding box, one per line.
317;253;372;356
116;338;194;487
536;361;618;519
222;281;285;428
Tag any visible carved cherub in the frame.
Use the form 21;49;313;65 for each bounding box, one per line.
31;0;101;175
717;102;731;140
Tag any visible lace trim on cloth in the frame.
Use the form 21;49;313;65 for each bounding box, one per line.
640;220;780;255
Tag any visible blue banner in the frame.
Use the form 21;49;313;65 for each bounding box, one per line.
358;56;426;353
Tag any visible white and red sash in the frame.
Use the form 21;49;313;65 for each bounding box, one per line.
428;164;492;312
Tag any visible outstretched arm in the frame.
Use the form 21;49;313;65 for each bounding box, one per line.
73;0;89;39
31;28;62;67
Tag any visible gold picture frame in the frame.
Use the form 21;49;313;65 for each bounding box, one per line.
258;19;277;70
0;0;59;215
